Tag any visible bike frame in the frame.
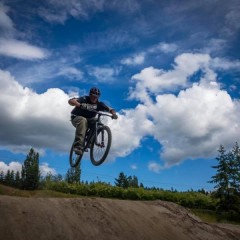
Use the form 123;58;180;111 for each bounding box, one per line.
84;111;112;150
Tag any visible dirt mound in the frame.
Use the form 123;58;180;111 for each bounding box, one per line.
0;196;239;240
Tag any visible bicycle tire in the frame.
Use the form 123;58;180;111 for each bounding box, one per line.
69;142;83;167
90;125;112;166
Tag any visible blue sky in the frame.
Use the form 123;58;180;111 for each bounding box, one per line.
0;0;240;191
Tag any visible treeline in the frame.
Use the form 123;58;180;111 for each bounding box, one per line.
0;148;82;189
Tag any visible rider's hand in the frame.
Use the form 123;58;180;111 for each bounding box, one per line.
112;113;118;119
81;103;88;109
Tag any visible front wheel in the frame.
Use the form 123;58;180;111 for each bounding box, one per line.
69;143;83;167
90;126;112;166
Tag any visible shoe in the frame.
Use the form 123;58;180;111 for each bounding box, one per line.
73;147;83;155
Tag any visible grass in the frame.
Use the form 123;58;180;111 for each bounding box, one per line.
191;209;240;225
0;184;82;198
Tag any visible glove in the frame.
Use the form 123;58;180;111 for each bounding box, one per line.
112;113;118;119
81;103;88;109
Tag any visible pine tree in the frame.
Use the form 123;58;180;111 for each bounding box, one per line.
5;170;12;186
0;171;4;183
115;172;129;188
209;144;240;213
127;175;139;188
209;145;230;196
21;148;40;190
66;164;81;184
15;171;21;188
132;175;139;188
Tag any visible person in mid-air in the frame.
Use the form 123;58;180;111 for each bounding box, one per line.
68;87;118;155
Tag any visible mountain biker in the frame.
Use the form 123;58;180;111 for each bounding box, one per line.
68;87;118;155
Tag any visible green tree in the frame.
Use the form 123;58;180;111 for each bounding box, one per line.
209;145;230;197
0;171;5;183
115;172;129;188
15;171;21;188
21;148;40;190
128;175;139;188
209;144;240;213
5;170;15;186
66;164;81;184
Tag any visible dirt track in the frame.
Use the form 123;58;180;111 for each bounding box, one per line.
0;196;240;240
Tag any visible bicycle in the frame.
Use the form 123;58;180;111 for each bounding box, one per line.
69;109;114;167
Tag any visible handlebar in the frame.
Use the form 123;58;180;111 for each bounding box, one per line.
80;104;117;119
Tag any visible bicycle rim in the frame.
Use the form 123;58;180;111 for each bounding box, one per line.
90;126;112;166
69;144;83;168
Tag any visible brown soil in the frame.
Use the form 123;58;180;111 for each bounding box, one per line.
0;195;240;240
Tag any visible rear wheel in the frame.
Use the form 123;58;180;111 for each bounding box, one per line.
69;143;83;167
90;126;112;166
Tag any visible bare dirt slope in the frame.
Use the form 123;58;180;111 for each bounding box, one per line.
0;196;240;240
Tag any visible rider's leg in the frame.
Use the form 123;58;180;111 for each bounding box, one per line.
71;116;88;150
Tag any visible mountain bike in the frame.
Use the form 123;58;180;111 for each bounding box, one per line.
69;110;114;167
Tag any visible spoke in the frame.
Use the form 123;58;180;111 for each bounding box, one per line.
93;129;109;162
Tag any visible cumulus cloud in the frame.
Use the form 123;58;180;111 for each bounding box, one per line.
0;161;56;177
0;70;73;153
40;163;57;176
130;53;211;103
129;53;240;169
0;161;22;174
107;104;154;160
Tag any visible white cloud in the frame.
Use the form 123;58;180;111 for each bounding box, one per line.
130;53;211;103
121;53;145;65
0;69;74;153
40;163;57;176
0;4;14;34
131;164;137;170
0;161;57;177
9;54;83;85
57;67;83;80
210;57;240;70
129;52;240;168
149;82;240;167
88;66;120;82
0;161;22;174
0;38;48;60
107;104;154;159
148;162;161;173
148;42;178;54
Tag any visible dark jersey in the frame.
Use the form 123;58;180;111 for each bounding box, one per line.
71;96;110;119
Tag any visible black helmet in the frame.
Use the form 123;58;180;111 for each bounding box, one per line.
89;87;101;97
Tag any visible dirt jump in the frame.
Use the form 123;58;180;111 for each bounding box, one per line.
0;195;240;240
